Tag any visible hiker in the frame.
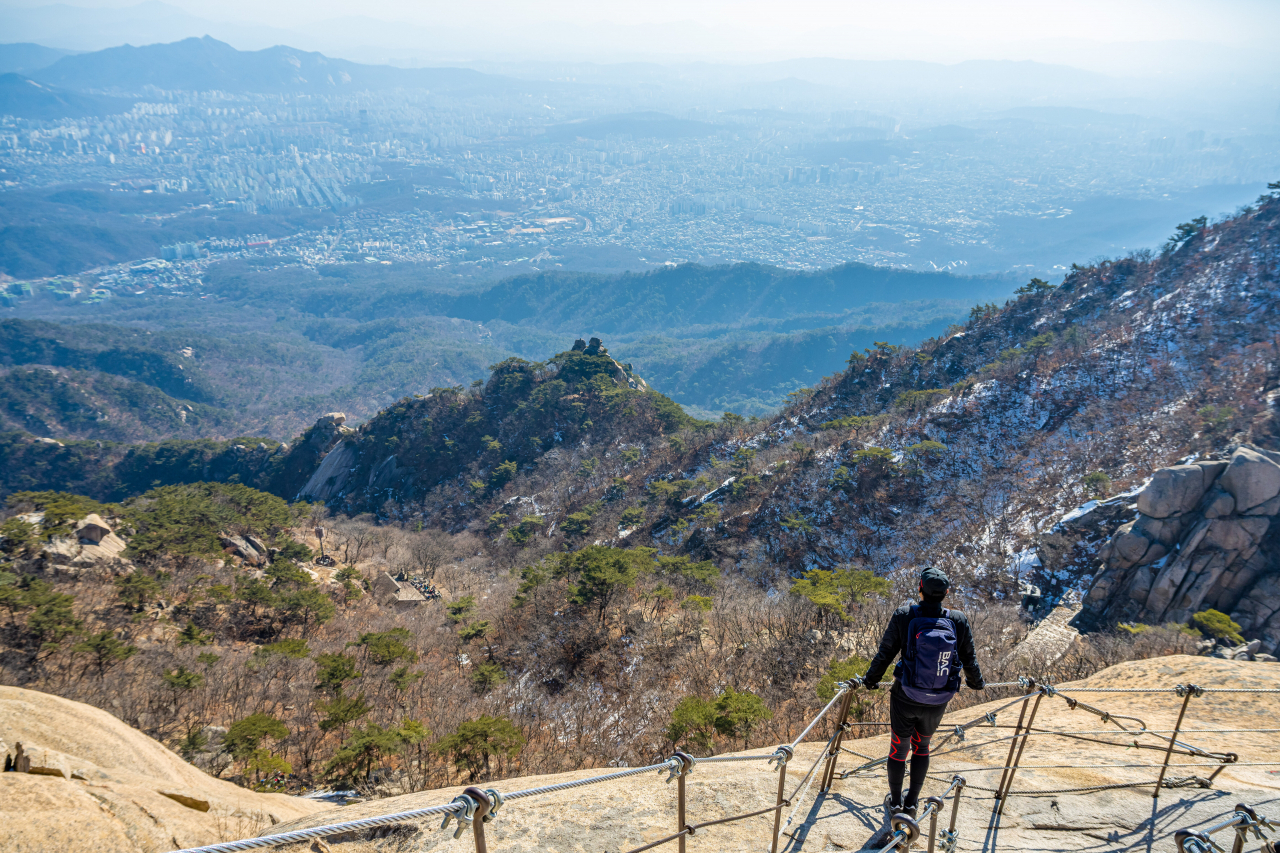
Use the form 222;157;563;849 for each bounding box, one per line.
863;566;984;820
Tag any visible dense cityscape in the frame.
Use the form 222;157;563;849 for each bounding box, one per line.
3;70;1278;303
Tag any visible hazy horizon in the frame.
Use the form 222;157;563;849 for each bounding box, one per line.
1;0;1278;84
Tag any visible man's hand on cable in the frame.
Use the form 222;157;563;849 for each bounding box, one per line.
863;680;880;691
966;677;985;691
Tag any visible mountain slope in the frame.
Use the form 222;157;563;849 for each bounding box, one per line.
447;261;1006;335
724;193;1280;597
0;42;75;75
268;192;1280;630
0;72;131;118
279;339;687;513
32;35;511;95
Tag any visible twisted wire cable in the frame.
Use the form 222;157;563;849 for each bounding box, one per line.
169;801;464;853
502;759;680;801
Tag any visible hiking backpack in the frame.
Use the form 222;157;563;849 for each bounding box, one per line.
893;606;961;705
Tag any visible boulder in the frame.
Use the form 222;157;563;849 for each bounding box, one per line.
1202;517;1270;553
244;535;268;557
1136;465;1212;518
0;686;331;853
1212;548;1271;613
74;514;112;544
1231;572;1280;633
1134;514;1186;547
306;412;353;452
1165;550;1230;623
40;537;82;566
1144;518;1211;617
1201;488;1235;519
297;440;358;502
1261;608;1280;657
1126;565;1157;603
1244;494;1280;516
1218;446;1280;513
1107;525;1151;568
1197;459;1230;483
219;535;264;566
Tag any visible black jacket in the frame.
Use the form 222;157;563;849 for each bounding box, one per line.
863;600;984;700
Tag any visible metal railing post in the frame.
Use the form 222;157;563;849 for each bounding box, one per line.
942;776;965;853
770;745;793;853
821;686;856;792
672;751;694;853
992;679;1035;812
1155;684;1199;799
924;796;943;853
996;688;1044;816
460;787;492;853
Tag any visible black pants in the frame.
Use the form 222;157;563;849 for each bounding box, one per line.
888;691;947;761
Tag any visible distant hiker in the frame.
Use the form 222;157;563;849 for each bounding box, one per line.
863;566;984;820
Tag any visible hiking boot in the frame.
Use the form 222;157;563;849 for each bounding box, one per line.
883;793;904;815
899;803;919;820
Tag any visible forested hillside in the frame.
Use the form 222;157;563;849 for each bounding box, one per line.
7;238;1008;427
445;261;1001;333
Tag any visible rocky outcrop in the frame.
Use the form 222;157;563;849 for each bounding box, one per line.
218;534;268;566
1084;445;1280;652
40;514;130;574
0;685;330;853
296;439;358;502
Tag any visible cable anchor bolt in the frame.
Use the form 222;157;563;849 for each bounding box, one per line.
769;744;794;771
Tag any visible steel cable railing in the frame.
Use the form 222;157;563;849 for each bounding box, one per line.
167;676;1280;853
1175;803;1276;853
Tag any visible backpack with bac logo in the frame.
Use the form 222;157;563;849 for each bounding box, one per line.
893;605;961;704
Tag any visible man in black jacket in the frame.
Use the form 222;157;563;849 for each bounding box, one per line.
863;567;984;818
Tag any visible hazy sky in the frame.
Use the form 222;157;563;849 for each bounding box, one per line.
4;0;1279;76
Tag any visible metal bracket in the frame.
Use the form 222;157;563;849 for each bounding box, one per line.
984;712;997;726
440;793;479;839
769;744;794;771
665;752;695;783
953;725;965;742
890;813;921;849
1175;683;1205;698
939;829;959;853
